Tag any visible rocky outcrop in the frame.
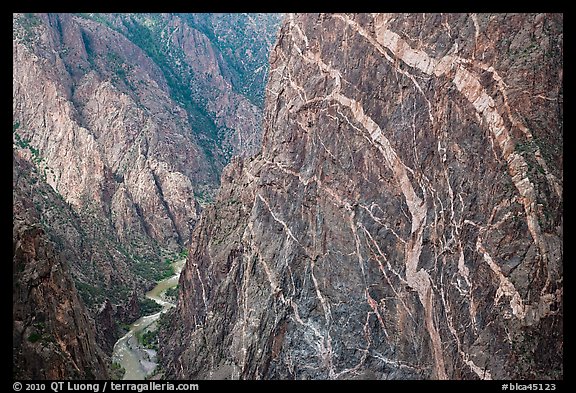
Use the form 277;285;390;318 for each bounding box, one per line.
95;291;140;354
95;299;118;354
160;13;563;380
12;136;150;350
14;12;204;254
173;13;285;158
13;154;109;379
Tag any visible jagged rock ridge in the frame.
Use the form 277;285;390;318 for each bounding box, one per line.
12;12;281;378
13;13;281;309
160;13;563;380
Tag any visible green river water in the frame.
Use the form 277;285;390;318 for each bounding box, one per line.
112;258;185;380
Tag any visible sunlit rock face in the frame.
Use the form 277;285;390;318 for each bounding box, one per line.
13;12;281;257
161;13;562;380
13;11;281;317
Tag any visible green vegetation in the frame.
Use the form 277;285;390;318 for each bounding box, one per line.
156;310;171;330
139;298;162;315
228;198;241;206
26;320;54;344
27;332;42;343
515;139;547;186
111;362;126;380
119;322;132;333
177;13;280;108
122;15;223;161
105;52;137;91
20;13;41;28
75;272;131;310
145;364;164;380
15;13;42;48
13;131;31;150
194;190;214;206
34;321;46;330
133;245;188;282
138;329;158;350
76;13;117;32
80;30;97;69
132;255;174;282
161;258;175;278
164;285;179;301
13;125;56;183
107;52;128;78
161;264;175;279
515;139;539;155
124;18;165;66
75;281;107;307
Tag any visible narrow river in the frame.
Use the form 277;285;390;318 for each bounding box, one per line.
112;258;186;380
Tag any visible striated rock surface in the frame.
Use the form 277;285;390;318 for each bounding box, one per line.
14;13;200;251
160;13;563;379
13;153;109;379
12;133;150;352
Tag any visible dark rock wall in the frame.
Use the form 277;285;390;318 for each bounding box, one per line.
13;154;109;379
160;13;562;380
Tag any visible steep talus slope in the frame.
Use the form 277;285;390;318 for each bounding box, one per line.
161;13;562;379
13;153;109;379
13;12;280;326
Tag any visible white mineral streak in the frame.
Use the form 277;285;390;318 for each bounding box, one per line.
287;13;449;380
279;12;560;380
193;264;208;311
438;267;492;379
336;13;549;266
255;190;337;377
335;12;559;326
476;237;526;319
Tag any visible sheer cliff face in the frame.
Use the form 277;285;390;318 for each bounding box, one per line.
12;12;281;375
161;13;563;379
14;13;201;251
13;12;280;252
13;154;109;379
13;12;280;305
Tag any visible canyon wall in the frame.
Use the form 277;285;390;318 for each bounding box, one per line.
13;11;280;311
161;13;563;380
13;154;109;379
13;12;281;377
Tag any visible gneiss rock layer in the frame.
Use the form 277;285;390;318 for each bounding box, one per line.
160;13;562;379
